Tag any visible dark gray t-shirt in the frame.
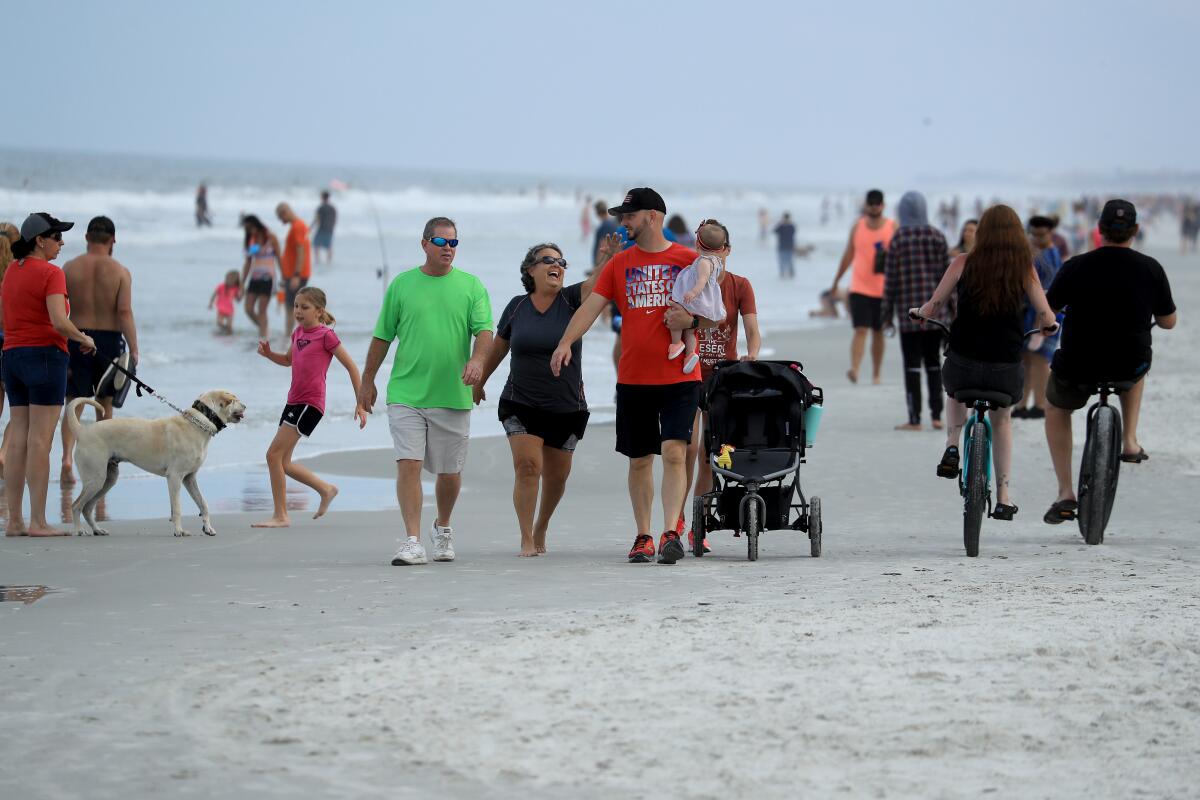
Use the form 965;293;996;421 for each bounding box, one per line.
497;283;587;412
774;222;796;250
315;202;337;232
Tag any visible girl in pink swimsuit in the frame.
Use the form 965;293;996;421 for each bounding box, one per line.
209;270;242;334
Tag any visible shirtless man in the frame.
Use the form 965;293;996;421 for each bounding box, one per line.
59;216;139;483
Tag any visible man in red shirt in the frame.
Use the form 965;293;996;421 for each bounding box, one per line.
275;203;312;335
552;188;718;564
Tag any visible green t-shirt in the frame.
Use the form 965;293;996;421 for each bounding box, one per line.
372;266;493;409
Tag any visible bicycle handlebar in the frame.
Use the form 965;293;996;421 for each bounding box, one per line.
907;309;1059;340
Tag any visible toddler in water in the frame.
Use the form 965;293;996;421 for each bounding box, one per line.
209;270;242;334
252;287;367;528
669;219;728;372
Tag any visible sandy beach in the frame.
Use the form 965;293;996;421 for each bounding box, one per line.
2;248;1197;799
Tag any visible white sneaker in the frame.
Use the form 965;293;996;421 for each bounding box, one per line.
391;537;427;566
430;520;455;562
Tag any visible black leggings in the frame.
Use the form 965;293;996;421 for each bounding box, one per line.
900;330;944;424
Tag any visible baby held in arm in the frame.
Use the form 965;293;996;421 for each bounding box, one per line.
668;220;728;373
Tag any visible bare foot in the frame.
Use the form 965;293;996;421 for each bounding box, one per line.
251;517;291;528
846;369;858;384
535;544;547;554
60;465;76;485
314;485;339;519
28;527;70;537
5;529;28;537
872;375;882;385
519;537;538;557
894;423;922;431
932;420;944;430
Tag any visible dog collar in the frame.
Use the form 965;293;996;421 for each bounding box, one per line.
190;401;226;432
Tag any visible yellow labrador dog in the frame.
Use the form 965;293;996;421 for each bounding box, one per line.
67;390;246;537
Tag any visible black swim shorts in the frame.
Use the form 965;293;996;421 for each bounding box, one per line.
67;329;125;399
279;403;323;437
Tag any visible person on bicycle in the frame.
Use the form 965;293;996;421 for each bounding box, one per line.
916;204;1057;520
1041;199;1177;524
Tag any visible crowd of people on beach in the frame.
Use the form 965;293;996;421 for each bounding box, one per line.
0;182;1181;564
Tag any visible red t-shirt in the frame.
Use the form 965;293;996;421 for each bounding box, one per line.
1;257;69;352
282;219;312;279
593;242;700;385
696;271;757;380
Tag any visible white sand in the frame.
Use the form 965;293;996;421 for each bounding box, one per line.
2;248;1198;799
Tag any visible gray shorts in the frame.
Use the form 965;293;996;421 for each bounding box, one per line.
388;404;470;474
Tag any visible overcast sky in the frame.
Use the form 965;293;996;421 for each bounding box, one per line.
5;0;1194;186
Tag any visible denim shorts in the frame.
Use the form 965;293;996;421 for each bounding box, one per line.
941;351;1024;407
2;345;69;407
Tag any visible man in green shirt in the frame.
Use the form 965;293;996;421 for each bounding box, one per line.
358;217;494;566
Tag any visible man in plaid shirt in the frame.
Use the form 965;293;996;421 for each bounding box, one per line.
881;191;950;430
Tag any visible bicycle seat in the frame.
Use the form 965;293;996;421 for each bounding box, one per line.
952;389;1013;407
1096;380;1136;392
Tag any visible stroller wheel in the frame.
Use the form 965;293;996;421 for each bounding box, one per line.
809;496;822;558
691;497;707;558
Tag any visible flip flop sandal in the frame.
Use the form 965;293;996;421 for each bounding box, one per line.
1043;499;1078;525
991;503;1018;521
1119;448;1149;464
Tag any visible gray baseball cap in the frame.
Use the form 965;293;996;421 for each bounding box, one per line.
19;212;74;242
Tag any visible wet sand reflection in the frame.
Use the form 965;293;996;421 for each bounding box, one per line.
1;467;395;534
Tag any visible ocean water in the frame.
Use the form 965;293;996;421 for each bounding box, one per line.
0;148;1180;519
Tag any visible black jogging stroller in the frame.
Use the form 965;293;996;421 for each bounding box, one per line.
692;359;824;561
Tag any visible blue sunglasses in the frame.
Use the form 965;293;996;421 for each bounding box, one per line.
428;236;459;247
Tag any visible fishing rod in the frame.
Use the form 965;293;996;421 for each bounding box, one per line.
334;177;390;287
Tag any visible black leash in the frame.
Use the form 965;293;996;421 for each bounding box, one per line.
101;355;223;435
103;354;156;397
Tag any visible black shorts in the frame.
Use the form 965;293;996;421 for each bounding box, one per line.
848;292;883;330
67;330;125;399
279;403;323;437
941;351;1024;407
1046;369;1145;411
498;399;589;452
284;276;309;309
247;276;274;296
615;382;701;458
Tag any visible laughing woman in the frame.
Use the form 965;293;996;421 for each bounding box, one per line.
475;243;595;556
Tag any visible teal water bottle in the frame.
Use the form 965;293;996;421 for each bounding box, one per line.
804;399;824;447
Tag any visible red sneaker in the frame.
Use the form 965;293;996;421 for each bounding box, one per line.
657;531;685;565
675;516;686;535
688;528;712;554
628;533;655;563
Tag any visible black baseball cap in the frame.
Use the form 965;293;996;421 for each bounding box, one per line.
19;212;74;242
608;187;666;216
1028;215;1056;229
1099;199;1137;229
865;189;884;205
86;216;116;237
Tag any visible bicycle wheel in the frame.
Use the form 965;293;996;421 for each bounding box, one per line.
963;420;987;557
746;498;760;562
808;496;822;558
691;496;707;557
1078;405;1120;545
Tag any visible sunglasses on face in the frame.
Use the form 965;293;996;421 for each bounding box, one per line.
43;231;63;243
537;256;567;268
428;236;459;248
